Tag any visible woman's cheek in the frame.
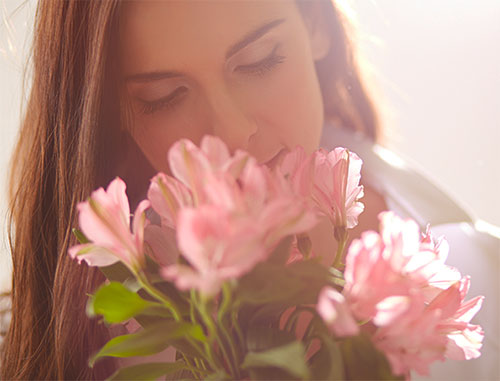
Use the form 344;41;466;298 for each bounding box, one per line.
244;57;301;129
254;53;323;152
131;112;199;173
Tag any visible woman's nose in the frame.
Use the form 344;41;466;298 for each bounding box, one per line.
204;86;258;153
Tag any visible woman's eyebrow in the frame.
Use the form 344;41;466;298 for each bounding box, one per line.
125;18;286;84
225;17;286;60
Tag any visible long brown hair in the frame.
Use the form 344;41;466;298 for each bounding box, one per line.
1;0;380;379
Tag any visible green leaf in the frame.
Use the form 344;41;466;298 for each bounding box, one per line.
108;361;187;381
340;333;404;380
240;303;288;327
236;260;337;329
144;252;161;273
168;338;206;359
204;369;231;380
287;260;337;286
88;282;160;323
146;280;191;317
248;367;297;380
242;341;310;380
99;254;160;286
285;260;342;302
267;235;294;265
297;233;312;258
138;305;177;319
90;321;206;367
118;286;191;330
239;260;336;306
309;334;344;381
236;263;304;305
72;228;90;244
131;314;166;331
246;324;295;353
100;261;135;283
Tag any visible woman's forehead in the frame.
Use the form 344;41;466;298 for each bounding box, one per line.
119;0;300;77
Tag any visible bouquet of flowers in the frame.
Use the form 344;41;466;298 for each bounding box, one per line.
69;135;484;380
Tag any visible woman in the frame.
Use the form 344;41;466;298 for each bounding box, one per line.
3;0;496;380
1;1;385;379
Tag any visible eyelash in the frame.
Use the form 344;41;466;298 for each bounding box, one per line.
140;86;188;115
235;46;286;77
140;49;286;115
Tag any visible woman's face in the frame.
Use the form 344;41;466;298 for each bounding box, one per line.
119;0;330;173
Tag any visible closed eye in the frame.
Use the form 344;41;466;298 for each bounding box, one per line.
235;44;286;77
138;46;286;115
139;86;189;115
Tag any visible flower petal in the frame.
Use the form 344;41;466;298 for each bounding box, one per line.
148;173;193;228
69;243;119;267
317;287;359;337
144;224;180;266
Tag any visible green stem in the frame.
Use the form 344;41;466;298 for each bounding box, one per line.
218;284;240;375
218;325;240;378
303;318;315;341
304;334;322;362
199;358;208;371
284;311;299;334
183;356;200;380
137;273;211;375
333;232;348;270
191;291;221;372
231;309;245;349
183;362;210;377
186;295;214;368
217;283;232;322
137;272;181;321
215;330;235;376
192;358;203;380
197;293;236;377
203;342;220;373
190;292;197;324
284;306;318;336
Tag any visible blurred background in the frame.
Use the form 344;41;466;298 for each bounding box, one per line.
1;0;499;293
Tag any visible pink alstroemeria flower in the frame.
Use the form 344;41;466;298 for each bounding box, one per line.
157;137;317;296
373;278;484;377
162;205;266;296
165;137;318;244
168;135;250;204
174;152;316;246
143;224;180;267
161;168;316;295
418;225;462;300
146;136;251;266
201;154;317;260
240;160;317;249
432;277;484;361
344;212;464;321
147;172;194;228
68;177;150;271
278;145;315;197
317;286;359;337
372;294;448;377
279;146;364;232
312;147;364;230
316;211;484;378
